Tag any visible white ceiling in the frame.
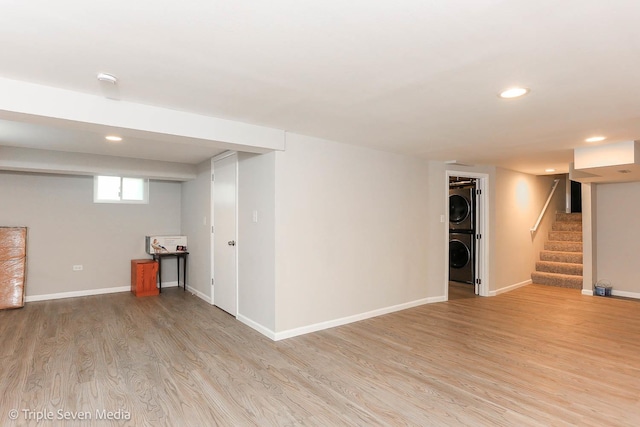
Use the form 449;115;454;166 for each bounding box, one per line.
2;0;640;173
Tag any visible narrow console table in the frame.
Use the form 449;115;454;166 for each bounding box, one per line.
152;252;188;293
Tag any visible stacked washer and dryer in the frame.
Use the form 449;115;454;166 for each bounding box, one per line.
449;178;476;284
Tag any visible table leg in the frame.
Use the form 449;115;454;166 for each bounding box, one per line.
157;256;162;293
177;255;181;289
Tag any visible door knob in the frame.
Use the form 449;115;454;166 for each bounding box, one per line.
228;240;236;246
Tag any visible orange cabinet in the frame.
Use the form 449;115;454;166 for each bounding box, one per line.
131;259;159;297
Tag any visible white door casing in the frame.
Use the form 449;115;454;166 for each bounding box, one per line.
474;184;481;296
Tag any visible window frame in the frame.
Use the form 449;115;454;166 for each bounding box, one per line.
93;175;149;204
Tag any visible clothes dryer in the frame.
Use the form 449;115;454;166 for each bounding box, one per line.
449;231;474;284
449;186;475;231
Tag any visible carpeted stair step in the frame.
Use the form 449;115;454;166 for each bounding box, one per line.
556;212;582;223
535;261;583;276
539;250;583;264
534;212;583;290
552;221;582;232
544;241;582;252
531;272;583;289
548;231;582;242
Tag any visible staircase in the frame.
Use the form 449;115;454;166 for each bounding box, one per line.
531;213;583;289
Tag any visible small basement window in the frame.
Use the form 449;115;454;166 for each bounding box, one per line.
94;176;149;204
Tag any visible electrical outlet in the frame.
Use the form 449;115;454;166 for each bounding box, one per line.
72;265;83;271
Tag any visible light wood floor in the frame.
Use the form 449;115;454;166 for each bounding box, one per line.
448;281;478;300
1;285;639;426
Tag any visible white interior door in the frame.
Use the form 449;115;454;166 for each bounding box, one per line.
213;153;238;316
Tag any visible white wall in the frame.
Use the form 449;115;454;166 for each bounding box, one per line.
180;160;212;300
0;171;181;297
273;133;431;333
424;161;450;296
493;168;564;291
595;181;640;295
238;152;276;331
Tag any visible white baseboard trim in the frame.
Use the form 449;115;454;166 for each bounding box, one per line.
271;296;443;341
488;279;531;297
187;286;212;304
161;281;179;288
611;289;640;299
26;281;182;302
237;315;276;340
580;289;640;299
26;286;131;302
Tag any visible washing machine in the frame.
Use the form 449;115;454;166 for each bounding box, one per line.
449;231;474;284
449;186;475;231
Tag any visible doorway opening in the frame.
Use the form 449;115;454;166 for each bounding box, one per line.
449;176;477;299
445;170;489;300
570;180;582;213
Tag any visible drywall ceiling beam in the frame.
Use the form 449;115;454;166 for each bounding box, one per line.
0;77;285;153
574;140;639;170
0;146;197;181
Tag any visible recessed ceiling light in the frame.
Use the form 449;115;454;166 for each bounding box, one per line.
545;168;556;173
585;136;606;143
97;72;118;84
105;135;122;142
499;87;530;99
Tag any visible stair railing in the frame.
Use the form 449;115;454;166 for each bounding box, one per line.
531;178;561;235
